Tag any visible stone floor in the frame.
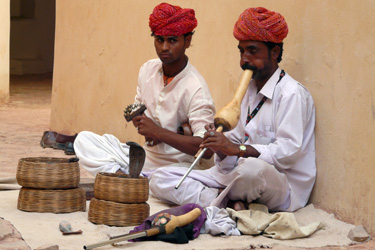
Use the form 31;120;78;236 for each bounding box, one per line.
0;73;374;249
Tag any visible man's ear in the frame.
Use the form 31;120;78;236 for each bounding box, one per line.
271;45;281;61
184;34;192;49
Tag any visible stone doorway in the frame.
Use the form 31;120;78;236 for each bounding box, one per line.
9;0;55;106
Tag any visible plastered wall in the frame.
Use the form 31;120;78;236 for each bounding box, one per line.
51;0;375;235
0;0;10;103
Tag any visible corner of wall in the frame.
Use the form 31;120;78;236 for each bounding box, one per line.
0;0;10;104
0;90;9;104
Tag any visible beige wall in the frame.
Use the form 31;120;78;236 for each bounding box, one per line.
51;0;375;235
304;0;375;234
0;0;10;103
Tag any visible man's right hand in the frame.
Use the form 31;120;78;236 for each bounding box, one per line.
132;114;162;142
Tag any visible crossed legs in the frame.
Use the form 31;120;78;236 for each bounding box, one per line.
149;157;291;211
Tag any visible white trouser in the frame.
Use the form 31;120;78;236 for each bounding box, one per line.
73;131;198;177
149;157;291;211
73;131;130;176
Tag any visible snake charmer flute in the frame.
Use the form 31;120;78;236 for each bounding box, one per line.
83;207;201;249
175;69;253;189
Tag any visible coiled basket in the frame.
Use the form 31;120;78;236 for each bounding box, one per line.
18;187;86;213
93;172;149;203
16;157;80;189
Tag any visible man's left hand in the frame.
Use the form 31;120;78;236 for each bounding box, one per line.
201;129;238;156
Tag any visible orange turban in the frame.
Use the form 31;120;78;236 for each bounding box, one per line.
233;7;288;43
149;3;197;36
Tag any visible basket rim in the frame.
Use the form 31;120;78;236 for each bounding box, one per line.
19;157;74;164
97;172;148;180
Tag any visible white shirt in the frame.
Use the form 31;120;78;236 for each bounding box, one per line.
135;59;215;169
219;68;316;210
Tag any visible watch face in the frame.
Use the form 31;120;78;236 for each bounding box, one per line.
239;145;246;151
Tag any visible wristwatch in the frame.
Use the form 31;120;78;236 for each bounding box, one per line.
238;144;246;157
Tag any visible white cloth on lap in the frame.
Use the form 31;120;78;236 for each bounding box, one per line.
73;131;130;176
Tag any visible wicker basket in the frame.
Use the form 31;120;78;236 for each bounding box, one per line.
88;197;149;226
17;187;86;213
94;172;149;203
16;157;80;189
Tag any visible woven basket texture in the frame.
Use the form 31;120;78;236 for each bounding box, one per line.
94;172;149;203
16;157;80;189
88;197;150;226
17;187;86;213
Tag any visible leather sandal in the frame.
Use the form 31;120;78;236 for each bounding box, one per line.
40;131;57;148
64;142;75;155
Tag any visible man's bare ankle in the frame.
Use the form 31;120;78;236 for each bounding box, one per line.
233;201;246;211
227;200;247;211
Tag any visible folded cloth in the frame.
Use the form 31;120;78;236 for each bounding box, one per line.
201;206;241;236
227;203;323;240
130;203;206;240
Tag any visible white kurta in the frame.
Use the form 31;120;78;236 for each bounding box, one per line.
74;59;215;176
135;59;215;169
149;68;316;212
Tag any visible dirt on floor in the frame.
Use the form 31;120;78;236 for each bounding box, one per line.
0;74;374;250
0;73;92;179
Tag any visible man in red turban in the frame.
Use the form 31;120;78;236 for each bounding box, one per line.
131;2;214;162
73;3;215;177
149;7;316;214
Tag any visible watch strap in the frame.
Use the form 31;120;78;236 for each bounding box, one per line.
239;144;246;157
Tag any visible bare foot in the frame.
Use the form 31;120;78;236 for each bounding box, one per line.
233;201;246;211
227;200;247;210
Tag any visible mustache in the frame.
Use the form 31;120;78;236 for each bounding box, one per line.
241;63;256;71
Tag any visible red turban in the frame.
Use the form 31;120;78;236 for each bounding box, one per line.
233;7;288;43
149;3;197;36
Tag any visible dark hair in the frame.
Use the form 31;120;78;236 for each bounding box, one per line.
183;31;195;37
264;42;284;63
150;31;195;37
